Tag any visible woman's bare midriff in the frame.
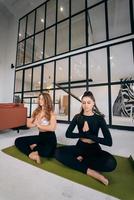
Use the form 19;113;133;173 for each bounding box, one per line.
80;138;95;144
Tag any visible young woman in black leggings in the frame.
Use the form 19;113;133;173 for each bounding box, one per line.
55;91;117;185
15;93;57;164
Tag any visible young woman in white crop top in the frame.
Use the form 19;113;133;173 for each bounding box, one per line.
15;93;57;164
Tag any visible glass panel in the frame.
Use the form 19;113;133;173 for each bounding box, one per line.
26;11;35;37
31;98;38;115
23;98;31;117
58;0;69;21
46;0;56;27
15;70;23;92
23;92;40;98
87;0;102;7
55;89;69;120
111;84;134;127
18;17;26;41
36;5;45;33
70;88;85;120
57;20;69;54
71;53;86;87
88;48;108;84
32;66;41;90
71;0;85;15
44;27;55;58
56;58;68;88
43;62;54;89
88;4;106;45
24;68;32;91
110;42;134;82
89;86;109;123
108;0;131;39
71;13;86;50
25;37;33;64
16;42;24;66
34;32;44;61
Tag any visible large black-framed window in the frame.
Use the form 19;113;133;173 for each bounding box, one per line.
16;0;134;68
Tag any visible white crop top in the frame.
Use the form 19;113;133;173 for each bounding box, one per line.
39;118;49;125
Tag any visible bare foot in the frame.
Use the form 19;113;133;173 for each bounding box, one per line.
76;156;83;162
30;144;37;150
87;168;109;186
29;151;41;164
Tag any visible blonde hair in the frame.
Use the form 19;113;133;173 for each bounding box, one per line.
32;93;53;121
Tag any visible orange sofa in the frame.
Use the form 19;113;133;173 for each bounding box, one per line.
0;103;27;131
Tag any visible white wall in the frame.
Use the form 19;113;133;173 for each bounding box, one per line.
0;8;18;102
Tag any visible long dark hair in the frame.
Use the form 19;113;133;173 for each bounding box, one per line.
80;91;104;117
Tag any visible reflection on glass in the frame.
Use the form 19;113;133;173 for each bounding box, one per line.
108;0;131;39
58;0;69;21
71;53;86;86
24;68;32;91
110;42;134;82
89;86;109;123
25;37;33;64
34;32;44;61
16;42;24;66
70;88;85;120
88;4;106;45
71;0;85;15
46;0;56;27
71;13;86;50
15;71;23;92
43;62;54;89
88;48;107;84
32;66;41;90
87;0;102;7
26;11;35;37
57;20;69;54
55;89;69;120
56;58;69;88
111;84;134;127
44;27;55;58
36;5;45;33
19;17;26;41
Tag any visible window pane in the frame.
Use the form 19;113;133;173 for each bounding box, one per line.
46;0;56;27
71;0;85;15
56;58;68;88
87;0;102;7
43;62;54;89
71;53;86;87
44;27;55;58
108;0;131;39
24;68;32;91
15;71;23;92
89;86;109;123
88;48;108;84
88;4;106;45
36;5;45;33
111;84;134;127
25;37;33;64
23;98;31;117
110;42;134;82
23;92;40;98
70;88;85;120
26;11;35;37
19;17;26;41
71;13;86;50
32;66;41;90
55;89;69;121
16;42;24;66
57;20;69;54
34;32;44;61
58;0;69;21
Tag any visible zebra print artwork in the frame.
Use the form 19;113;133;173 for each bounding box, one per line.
113;78;134;118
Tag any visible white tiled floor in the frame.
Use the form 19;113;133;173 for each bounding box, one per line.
0;124;134;200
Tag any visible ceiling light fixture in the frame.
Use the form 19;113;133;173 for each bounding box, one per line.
60;6;64;12
41;18;44;23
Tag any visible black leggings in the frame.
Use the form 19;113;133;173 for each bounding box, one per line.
55;140;117;173
15;131;57;157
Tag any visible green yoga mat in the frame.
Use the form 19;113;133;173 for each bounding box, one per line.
2;146;134;200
